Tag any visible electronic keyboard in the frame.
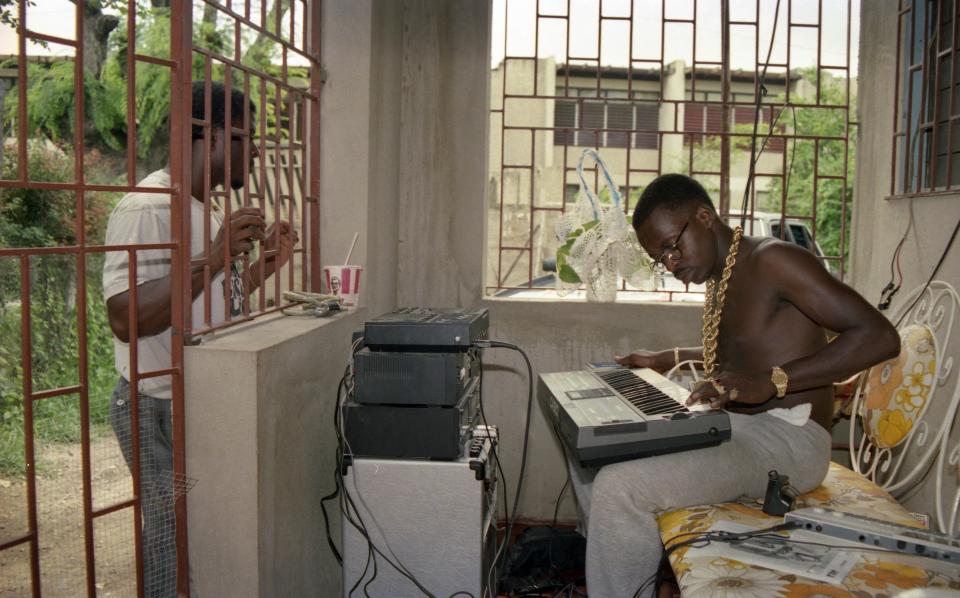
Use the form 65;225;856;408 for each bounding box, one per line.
538;367;731;466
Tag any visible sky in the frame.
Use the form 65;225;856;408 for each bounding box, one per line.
1;0;860;75
491;0;861;74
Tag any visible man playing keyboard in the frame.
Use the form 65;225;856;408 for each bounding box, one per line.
568;174;900;597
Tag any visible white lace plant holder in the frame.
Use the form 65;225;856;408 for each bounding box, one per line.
555;149;658;302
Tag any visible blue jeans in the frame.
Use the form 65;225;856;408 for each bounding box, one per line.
110;378;176;598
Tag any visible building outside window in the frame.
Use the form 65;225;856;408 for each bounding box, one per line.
488;0;858;299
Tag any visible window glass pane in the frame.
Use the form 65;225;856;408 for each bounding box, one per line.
635;104;660;149
705;105;724;134
579;101;604;146
684;102;705;144
789;224;809;249
554;99;576;145
606;102;633;148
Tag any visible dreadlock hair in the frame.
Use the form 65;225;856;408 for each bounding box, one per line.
632;173;716;229
190;80;255;141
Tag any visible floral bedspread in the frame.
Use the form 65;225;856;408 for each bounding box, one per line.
657;462;960;597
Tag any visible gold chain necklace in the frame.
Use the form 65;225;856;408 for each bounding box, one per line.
701;226;743;377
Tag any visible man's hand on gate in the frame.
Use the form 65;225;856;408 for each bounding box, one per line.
211;207;265;272
263;220;298;268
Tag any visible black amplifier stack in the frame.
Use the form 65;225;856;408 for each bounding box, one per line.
344;307;490;459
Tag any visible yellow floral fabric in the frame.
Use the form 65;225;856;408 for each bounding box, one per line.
657;463;960;597
861;324;937;449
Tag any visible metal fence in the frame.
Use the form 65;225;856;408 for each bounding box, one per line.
488;0;857;299
0;1;321;596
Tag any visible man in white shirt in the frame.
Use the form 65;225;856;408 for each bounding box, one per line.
102;80;296;597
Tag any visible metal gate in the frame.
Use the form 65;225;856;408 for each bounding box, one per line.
488;0;857;297
0;1;321;596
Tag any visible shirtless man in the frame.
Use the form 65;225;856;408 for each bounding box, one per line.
569;174;899;597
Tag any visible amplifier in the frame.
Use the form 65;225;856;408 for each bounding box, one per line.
354;348;476;406
363;307;489;351
343;377;480;459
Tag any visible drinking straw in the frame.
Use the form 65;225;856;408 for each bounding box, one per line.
343;232;359;265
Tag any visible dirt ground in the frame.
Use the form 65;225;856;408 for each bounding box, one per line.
0;433;137;597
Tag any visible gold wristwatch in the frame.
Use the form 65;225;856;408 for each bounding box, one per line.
771;366;789;398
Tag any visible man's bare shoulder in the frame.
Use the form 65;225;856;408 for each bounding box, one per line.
742;236;837;295
749;236;823;270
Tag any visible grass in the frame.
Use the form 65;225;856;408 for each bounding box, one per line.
0;262;117;475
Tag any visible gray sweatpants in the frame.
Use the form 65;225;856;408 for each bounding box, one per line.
569;411;831;598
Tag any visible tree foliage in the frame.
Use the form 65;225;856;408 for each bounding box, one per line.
3;1;302;180
766;74;855;264
688;70;856;266
0;143;116;474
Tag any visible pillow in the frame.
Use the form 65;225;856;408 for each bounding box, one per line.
860;324;937;449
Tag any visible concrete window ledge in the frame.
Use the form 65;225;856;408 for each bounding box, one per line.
185;309;360;596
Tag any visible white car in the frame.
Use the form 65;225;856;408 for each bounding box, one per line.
726;210;829;260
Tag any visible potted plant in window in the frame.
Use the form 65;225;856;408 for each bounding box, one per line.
556;149;659;302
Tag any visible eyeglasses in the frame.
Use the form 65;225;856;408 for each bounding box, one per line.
652;217;691;273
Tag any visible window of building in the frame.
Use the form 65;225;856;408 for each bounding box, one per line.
554;89;660;150
685;104;785;152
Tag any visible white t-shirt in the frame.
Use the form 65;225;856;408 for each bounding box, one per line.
102;169;241;399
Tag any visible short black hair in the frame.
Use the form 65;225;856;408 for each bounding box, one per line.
191;80;255;141
632;173;715;229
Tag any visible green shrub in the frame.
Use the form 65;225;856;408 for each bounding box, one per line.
0;142;117;475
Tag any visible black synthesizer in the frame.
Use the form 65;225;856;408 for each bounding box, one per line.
538;367;731;467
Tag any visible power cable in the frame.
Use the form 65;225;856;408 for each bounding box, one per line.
740;0;783;226
551;424;572;528
475;348;513;598
474;339;535;596
894;215;960;328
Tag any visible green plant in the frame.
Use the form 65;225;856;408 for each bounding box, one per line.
0;143;116;475
766;75;855;264
556;220;597;284
689;71;855;267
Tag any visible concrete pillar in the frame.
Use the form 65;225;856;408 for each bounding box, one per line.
395;0;491;308
660;59;686;172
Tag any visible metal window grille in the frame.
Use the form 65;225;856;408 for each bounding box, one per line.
488;0;857;299
892;0;959;196
0;2;321;596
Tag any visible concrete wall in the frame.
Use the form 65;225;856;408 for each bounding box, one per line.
851;1;960;524
184;1;386;594
185;311;364;596
185;0;874;593
180;0;960;592
851;2;960;308
374;1;709;523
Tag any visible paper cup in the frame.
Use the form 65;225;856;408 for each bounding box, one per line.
324;265;363;306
